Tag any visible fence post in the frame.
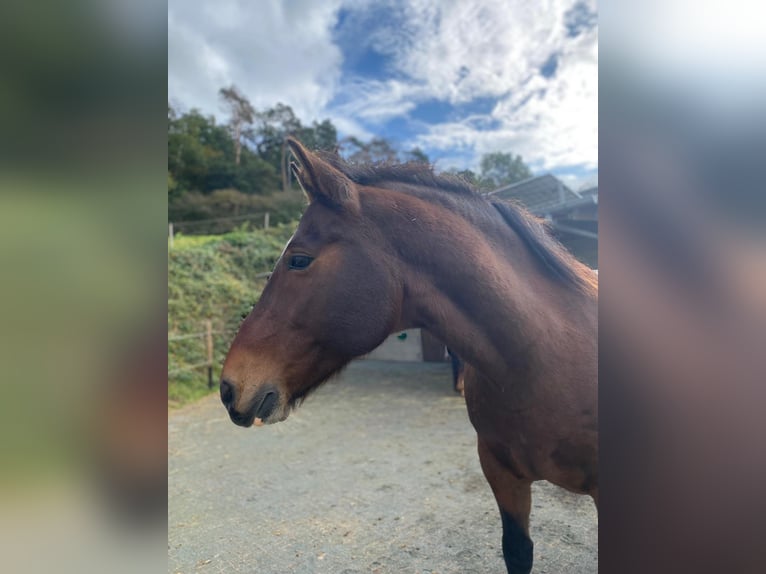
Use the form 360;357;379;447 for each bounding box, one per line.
205;320;214;388
264;212;270;229
169;222;174;249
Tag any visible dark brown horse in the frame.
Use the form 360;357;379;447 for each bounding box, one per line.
447;347;466;395
220;139;598;574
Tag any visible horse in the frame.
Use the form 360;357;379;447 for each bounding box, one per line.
220;139;598;574
447;347;466;395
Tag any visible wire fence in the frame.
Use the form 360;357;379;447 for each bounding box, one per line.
168;320;239;387
169;212;272;245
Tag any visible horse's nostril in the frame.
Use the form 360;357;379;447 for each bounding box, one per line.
220;378;235;407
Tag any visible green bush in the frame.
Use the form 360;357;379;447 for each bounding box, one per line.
168;223;298;407
169;189;307;235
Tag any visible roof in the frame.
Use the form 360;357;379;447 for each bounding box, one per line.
485;174;583;214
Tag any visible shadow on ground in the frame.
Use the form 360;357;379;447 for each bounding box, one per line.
169;361;597;573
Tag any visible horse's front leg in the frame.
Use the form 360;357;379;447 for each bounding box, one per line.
478;438;534;574
448;350;465;395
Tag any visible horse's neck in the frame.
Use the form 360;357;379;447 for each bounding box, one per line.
404;256;561;382
379;192;593;383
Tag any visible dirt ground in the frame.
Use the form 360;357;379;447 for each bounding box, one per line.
168;360;597;573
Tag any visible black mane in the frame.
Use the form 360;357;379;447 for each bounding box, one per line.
320;152;475;195
319;152;596;294
489;200;595;293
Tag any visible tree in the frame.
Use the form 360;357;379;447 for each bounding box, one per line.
168;103;279;196
340;136;398;164
167;97;340;199
253;103;303;192
403;146;430;164
479;151;532;190
313;119;338;152
168;108;221;193
219;85;255;166
234;155;280;195
168;171;181;200
450;168;481;187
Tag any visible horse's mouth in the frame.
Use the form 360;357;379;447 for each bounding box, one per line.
228;386;284;428
228;409;256;428
253;408;289;427
250;391;292;427
231;406;287;428
254;390;278;420
247;375;331;427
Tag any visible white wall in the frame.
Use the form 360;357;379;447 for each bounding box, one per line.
364;329;423;362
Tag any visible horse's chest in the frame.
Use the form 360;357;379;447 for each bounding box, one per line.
468;401;582;482
464;373;598;490
463;374;564;479
464;373;534;434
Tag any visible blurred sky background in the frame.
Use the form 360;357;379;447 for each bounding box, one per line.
168;0;598;189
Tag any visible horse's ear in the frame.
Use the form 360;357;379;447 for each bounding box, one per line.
287;138;359;213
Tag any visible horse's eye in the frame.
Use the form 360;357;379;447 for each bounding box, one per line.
288;254;314;270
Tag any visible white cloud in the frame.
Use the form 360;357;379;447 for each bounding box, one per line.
403;2;598;172
392;0;574;103
559;171;598;192
322;113;375;142
331;79;428;124
168;0;344;121
491;27;599;170
169;0;598;174
332;0;597;171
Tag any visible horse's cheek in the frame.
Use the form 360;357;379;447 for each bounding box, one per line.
322;263;393;355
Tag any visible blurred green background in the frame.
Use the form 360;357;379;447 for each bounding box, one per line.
0;1;167;572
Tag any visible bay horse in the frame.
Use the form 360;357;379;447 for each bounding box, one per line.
220;139;598;574
447;347;466;395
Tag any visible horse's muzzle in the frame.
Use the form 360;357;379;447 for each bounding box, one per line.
220;378;235;408
220;379;280;427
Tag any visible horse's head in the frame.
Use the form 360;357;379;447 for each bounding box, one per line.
219;139;401;427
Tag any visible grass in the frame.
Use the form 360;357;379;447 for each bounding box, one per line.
168;223;298;408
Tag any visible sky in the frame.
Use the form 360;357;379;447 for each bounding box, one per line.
168;0;598;189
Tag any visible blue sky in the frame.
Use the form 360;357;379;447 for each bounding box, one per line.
169;0;598;189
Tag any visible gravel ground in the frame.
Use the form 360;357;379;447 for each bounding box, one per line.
169;360;597;573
